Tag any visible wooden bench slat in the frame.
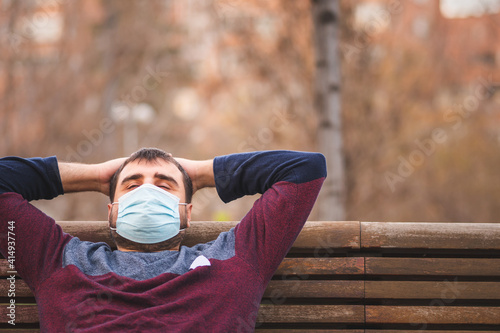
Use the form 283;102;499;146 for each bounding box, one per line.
365;258;500;276
361;222;500;250
291;221;360;251
365;281;500;299
56;221;361;251
275;258;364;276
5;256;499;277
257;304;365;323
0;280;32;298
365;306;500;324
0;304;366;325
255;328;365;333
365;331;498;333
4;306;500;326
0;304;38;324
0;261;20;278
0;280;365;300
0;258;365;279
57;221;500;251
264;280;364;299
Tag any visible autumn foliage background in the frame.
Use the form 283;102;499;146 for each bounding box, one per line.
1;0;500;223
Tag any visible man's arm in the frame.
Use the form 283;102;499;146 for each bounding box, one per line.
59;158;126;196
0;156;126;200
176;151;326;204
0;156;63;201
202;150;326;282
0;155;125;291
174;158;215;193
212;150;326;202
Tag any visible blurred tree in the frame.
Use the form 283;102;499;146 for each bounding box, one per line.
311;0;346;220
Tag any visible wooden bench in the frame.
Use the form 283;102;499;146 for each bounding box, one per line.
1;221;500;332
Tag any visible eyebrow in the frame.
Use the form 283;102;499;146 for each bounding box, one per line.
154;173;179;187
120;173;179;187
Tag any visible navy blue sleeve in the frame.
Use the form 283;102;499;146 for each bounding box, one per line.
0;156;64;201
213;150;327;203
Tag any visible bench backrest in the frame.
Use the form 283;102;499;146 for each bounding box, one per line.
1;221;499;331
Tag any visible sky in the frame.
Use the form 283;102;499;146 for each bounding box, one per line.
440;0;500;18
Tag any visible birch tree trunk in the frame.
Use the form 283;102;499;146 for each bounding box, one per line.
311;0;346;220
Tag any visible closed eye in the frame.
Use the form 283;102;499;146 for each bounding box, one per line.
155;184;173;191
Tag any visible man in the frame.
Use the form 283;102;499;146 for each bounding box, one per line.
0;148;326;332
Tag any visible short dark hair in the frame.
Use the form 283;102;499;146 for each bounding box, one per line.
109;148;193;203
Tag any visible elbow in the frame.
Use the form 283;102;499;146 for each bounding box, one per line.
293;152;327;183
309;153;327;179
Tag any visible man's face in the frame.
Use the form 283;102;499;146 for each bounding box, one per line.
107;159;192;230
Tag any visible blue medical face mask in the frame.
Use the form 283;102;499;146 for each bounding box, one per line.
110;183;188;244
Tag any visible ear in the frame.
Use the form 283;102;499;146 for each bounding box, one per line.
186;203;193;229
107;203;113;221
